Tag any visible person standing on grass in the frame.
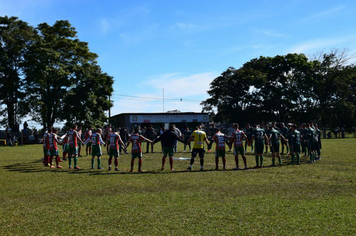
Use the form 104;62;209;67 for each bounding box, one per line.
107;129;126;171
84;128;106;169
48;128;63;169
42;127;51;167
230;123;249;170
77;125;83;157
153;124;185;171
289;124;301;165
250;124;268;168
301;123;308;157
306;122;316;163
268;125;288;167
314;124;322;160
244;123;254;154
144;125;156;153
211;127;228;170
126;127;153;172
186;126;210;171
62;135;69;161
280;122;289;155
183;127;192;152
62;124;85;170
84;126;93;156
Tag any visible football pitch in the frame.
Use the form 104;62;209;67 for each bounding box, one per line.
0;139;355;235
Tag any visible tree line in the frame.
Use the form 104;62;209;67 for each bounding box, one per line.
0;16;113;131
201;51;356;130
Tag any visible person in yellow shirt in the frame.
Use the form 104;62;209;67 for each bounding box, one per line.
186;126;210;171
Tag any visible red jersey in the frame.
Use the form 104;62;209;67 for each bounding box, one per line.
212;131;226;151
232;129;245;148
90;133;105;146
129;133;144;153
48;133;59;150
109;133;122;150
67;130;79;147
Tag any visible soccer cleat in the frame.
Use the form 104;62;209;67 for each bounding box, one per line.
108;167;111;171
74;166;81;170
187;166;192;170
199;167;204;171
50;165;55;168
58;159;63;162
97;167;104;170
233;167;240;170
170;168;175;171
215;167;219;170
69;167;73;169
56;165;62;169
115;167;120;171
63;158;67;161
78;155;83;157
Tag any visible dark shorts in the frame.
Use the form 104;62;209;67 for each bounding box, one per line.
192;148;205;158
291;144;301;153
270;142;280;153
255;142;264;154
163;147;174;157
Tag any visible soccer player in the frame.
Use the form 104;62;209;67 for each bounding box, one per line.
126;127;153;172
42;127;51;167
84;128;106;169
62;124;84;169
268;125;287;166
290;124;301;165
153;124;185;171
48;128;63;169
314;124;322;160
107;129;126;171
280;123;289;155
186;126;210;171
244;123;254;154
211;127;228;170
230;123;249;170
77;125;83;157
306;122;316;163
250;124;268;168
62;135;69;161
84;126;93;156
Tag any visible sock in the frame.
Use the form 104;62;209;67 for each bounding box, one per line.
98;158;101;168
50;156;53;166
74;157;78;167
114;158;118;167
69;157;72;168
278;156;282;165
91;158;94;169
162;157;166;169
291;153;295;164
272;157;275;166
222;157;226;169
297;153;300;164
242;156;247;167
235;156;239;168
260;155;264;167
200;158;204;168
55;156;60;166
255;155;259;167
215;156;219;168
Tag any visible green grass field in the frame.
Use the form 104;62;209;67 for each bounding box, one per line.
0;139;355;235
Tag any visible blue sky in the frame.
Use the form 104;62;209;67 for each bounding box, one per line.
2;0;356;127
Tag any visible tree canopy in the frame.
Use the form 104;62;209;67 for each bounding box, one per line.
0;16;113;130
201;51;356;128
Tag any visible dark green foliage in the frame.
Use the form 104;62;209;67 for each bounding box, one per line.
202;53;356;127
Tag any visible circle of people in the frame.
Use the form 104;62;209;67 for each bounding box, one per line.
42;121;321;172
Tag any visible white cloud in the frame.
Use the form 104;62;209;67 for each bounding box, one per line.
99;18;110;35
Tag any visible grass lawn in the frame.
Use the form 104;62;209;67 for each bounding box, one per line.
0;138;355;235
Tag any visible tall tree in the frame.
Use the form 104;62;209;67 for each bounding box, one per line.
0;16;35;130
23;20;113;129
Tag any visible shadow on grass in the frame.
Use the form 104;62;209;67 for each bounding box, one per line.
2;154;313;176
